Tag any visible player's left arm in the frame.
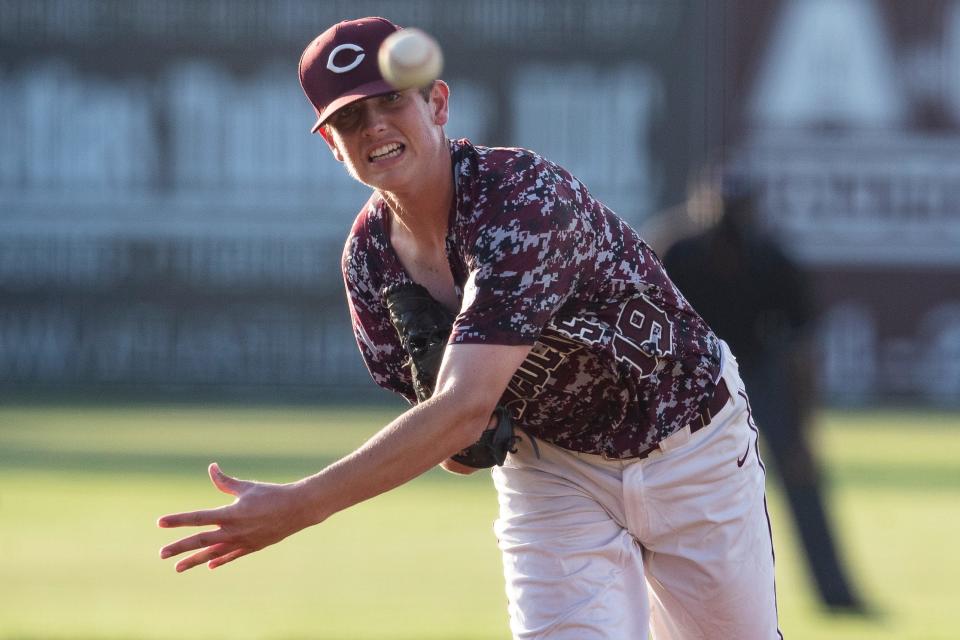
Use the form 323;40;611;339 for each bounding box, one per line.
157;341;531;572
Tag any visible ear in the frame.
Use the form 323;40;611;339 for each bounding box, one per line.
430;80;451;127
318;126;345;163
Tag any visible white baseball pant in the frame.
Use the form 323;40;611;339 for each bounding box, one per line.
491;345;782;639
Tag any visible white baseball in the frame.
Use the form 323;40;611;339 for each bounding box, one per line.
378;28;444;90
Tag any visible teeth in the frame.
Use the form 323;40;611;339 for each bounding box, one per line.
369;143;403;161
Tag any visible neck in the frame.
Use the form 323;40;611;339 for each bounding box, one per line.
381;139;453;247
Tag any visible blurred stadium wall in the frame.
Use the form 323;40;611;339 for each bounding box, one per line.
0;0;957;405
726;0;960;406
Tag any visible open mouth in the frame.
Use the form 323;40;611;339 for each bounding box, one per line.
368;142;405;163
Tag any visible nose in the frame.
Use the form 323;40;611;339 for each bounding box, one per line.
359;102;389;137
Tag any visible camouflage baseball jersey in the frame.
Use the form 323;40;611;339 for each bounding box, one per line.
342;139;723;458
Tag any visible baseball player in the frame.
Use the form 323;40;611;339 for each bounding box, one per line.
159;17;783;639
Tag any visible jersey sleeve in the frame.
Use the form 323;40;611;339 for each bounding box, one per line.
451;156;596;345
342;230;417;404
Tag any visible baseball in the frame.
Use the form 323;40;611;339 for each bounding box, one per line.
378;28;444;90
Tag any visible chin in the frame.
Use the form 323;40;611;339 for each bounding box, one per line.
362;167;414;193
344;164;390;190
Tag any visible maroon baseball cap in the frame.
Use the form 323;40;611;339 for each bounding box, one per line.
299;17;401;133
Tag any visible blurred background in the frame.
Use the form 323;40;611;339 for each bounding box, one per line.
2;0;959;404
1;0;958;638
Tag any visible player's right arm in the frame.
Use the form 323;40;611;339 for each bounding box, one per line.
157;340;531;572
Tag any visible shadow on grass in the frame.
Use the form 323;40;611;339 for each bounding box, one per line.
0;445;501;486
1;445;957;490
0;445;339;479
823;464;960;491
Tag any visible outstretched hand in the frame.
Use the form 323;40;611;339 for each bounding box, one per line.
157;463;315;572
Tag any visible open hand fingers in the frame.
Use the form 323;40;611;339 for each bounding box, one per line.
157;505;231;529
207;547;250;570
158;465;297;573
174;542;235;573
208;462;249;497
160;528;231;560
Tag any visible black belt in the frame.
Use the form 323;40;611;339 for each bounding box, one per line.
623;378;731;461
693;377;731;435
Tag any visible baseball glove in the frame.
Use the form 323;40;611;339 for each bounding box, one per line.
382;282;518;468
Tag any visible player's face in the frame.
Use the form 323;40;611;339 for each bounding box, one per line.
320;82;449;192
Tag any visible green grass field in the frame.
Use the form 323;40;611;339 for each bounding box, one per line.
1;403;958;639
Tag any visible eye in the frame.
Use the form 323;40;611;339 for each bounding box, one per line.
384;92;402;104
331;105;360;130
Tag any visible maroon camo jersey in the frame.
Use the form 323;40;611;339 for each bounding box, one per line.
342;139;723;458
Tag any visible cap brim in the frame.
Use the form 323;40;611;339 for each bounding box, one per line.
310;79;397;133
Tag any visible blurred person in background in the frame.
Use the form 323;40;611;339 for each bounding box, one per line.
662;167;868;614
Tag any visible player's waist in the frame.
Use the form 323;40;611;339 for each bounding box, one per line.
600;339;736;461
606;377;731;461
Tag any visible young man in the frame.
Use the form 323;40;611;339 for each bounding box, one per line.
159;17;782;639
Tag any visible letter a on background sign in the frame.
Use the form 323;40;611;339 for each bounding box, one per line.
749;0;905;128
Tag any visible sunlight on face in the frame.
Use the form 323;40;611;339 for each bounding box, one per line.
323;86;445;189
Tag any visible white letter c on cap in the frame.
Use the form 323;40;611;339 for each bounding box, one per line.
327;44;365;73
